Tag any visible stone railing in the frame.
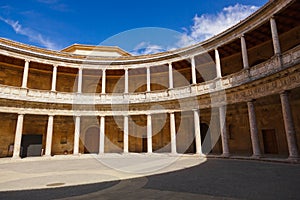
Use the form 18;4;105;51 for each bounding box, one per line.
0;46;299;105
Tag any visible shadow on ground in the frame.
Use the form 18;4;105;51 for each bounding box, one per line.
1;159;299;200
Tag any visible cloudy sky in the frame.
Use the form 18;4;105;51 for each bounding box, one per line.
0;0;267;55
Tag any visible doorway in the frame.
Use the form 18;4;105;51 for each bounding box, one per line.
84;127;100;154
262;129;278;154
21;134;43;158
142;138;147;153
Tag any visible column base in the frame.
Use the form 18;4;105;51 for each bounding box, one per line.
221;153;230;158
251;154;261;159
11;156;21;160
287;156;300;162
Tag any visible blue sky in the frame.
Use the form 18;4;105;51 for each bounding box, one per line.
0;0;268;54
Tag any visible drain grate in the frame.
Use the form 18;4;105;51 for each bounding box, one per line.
46;182;65;187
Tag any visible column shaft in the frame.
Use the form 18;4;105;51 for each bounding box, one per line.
51;65;58;92
241;36;249;69
215;49;222;78
147;114;153;153
170;112;177;154
77;68;83;93
280;92;299;158
102;69;106;94
123;115;129;153
191;57;197;84
247;101;261;157
45;115;54;156
124;68;129;93
147;67;151;92
270;17;281;55
21;60;30;88
99;116;105;154
73;116;80;155
12;114;24;158
193;110;202;155
219;106;229;157
168;63;174;89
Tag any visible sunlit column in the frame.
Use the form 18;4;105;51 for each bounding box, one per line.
99;116;105;154
193;109;202;155
124;68;129;93
170;112;177;154
247;101;261;157
51;65;58;92
280;91;299;159
12;114;24;159
147;114;153;153
21;60;30;88
77;67;83;93
45;115;54;156
147;67;151;92
191;56;197;84
123;115;129;153
102;69;106;94
219;105;229;157
241;35;249;69
73;116;80;155
270;17;281;55
215;49;222;78
168;63;174;89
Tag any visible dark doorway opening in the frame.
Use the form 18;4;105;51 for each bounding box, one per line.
142;138;147;153
84;127;100;154
201;123;212;154
262;129;278;154
21;134;43;158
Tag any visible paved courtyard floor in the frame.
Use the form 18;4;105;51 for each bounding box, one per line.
0;154;299;200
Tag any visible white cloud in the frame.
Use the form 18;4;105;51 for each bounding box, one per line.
177;4;259;47
131;42;166;55
0;17;60;50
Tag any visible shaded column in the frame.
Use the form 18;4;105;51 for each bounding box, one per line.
270;17;281;55
247;101;261;158
168;63;174;89
146;67;151;92
123;115;129;153
147;114;153;153
73;116;80;155
193;109;203;155
219;105;229;157
21;60;30;88
191;56;197;84
77;67;83;93
12;114;24;159
102;69;106;94
99;116;105;154
170;112;177;154
280;91;299;159
51;65;58;92
124;68;129;93
215;49;222;78
241;35;249;69
45;115;54;156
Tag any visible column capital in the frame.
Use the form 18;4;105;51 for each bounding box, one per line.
48;114;55;117
247;99;256;103
168;62;172;66
24;59;31;63
17;113;25;116
102;68;107;72
78;66;83;70
280;90;290;96
53;64;58;68
124;67;129;71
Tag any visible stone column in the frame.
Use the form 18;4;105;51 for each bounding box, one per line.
124;68;129;93
12;114;24;159
270;17;281;55
21;60;30;88
170;112;177;154
51;65;58;92
247;101;261;158
280;91;299;159
99;116;105;154
102;69;106;94
45;115;54;157
146;67;151;92
219;105;229;157
215;49;222;78
241;35;249;69
147;114;153;153
191;56;197;84
123;115;129;153
168;63;174;89
73;116;80;155
77;67;83;93
193;109;203;155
